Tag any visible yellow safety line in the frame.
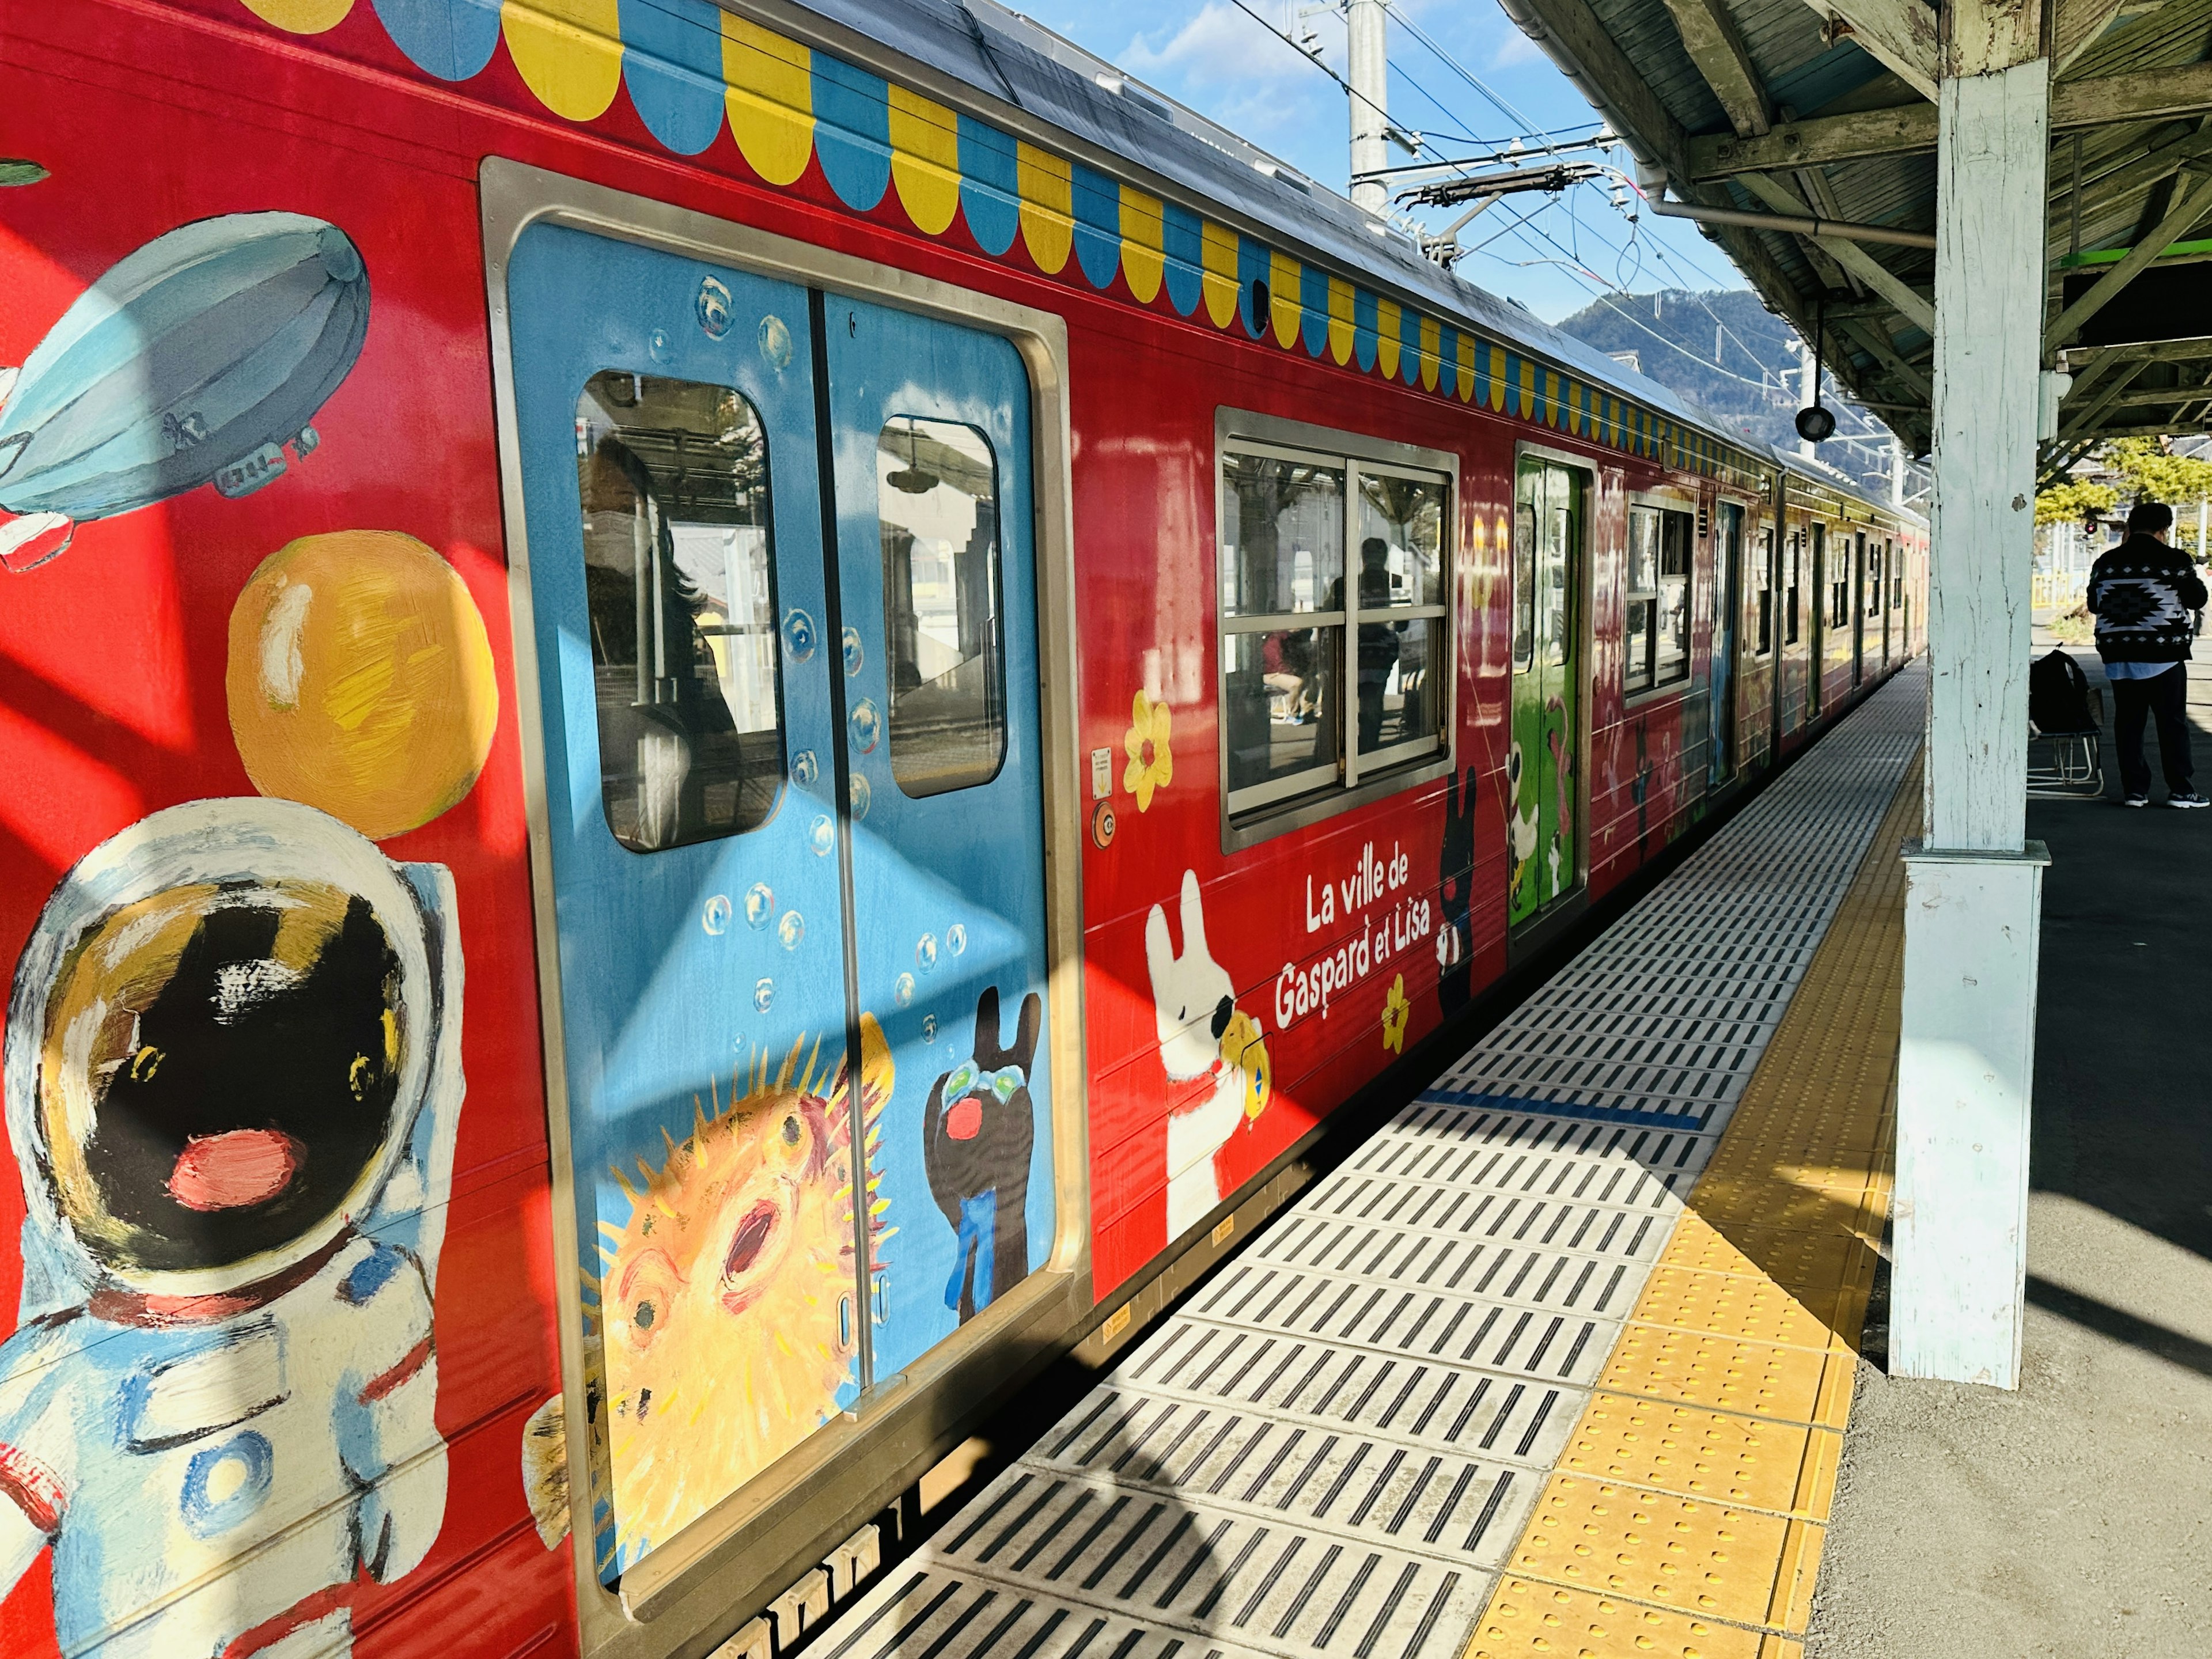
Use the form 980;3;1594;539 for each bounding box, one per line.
1464;758;1922;1659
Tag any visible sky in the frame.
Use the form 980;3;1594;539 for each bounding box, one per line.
1005;0;1756;325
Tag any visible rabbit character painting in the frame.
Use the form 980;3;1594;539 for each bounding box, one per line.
1145;872;1271;1239
923;987;1044;1323
0;798;465;1659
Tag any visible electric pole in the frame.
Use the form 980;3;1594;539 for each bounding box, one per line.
1348;0;1387;215
1891;437;1906;507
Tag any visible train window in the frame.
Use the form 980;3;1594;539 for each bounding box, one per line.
1512;503;1537;669
1222;449;1347;809
878;416;1006;797
1865;539;1883;619
1219;439;1450;820
1754;527;1774;656
1785;532;1802;646
1355;469;1449;763
574;370;784;854
1625;509;1657;694
1625;503;1693;696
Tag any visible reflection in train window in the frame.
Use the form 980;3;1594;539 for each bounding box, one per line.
1755;527;1775;656
1625;503;1692;695
574;371;784;853
1512;503;1537;669
1219;438;1450;821
880;417;1007;797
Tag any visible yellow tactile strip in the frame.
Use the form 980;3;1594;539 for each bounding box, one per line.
1465;759;1919;1658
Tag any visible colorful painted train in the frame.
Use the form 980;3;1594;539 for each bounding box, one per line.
0;2;1923;1656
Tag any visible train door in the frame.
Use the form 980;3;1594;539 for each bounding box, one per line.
821;296;1055;1381
1510;456;1584;925
506;225;1054;1578
1851;531;1867;686
1808;522;1826;718
1880;537;1895;666
1710;499;1740;786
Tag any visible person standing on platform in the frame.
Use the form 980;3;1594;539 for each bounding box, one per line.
2088;499;2209;808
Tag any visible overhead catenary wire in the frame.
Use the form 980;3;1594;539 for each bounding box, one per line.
1215;0;1902;482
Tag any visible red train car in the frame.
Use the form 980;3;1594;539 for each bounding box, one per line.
0;3;1922;1656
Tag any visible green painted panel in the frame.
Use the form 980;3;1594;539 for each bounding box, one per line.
1509;458;1582;925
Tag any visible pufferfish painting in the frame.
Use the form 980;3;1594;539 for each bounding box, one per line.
522;1019;891;1575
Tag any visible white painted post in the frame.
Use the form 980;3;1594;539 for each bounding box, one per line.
1893;46;2051;1390
1347;0;1388;215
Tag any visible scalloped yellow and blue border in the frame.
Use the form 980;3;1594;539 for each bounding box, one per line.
241;0;1760;485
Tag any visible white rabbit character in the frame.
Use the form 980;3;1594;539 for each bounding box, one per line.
1145;870;1268;1238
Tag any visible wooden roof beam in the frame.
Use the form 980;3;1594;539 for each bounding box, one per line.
2062;333;2212;367
2055;0;2138;75
2103;379;2212;410
1806;0;1938;101
2062;417;2212;438
1659;0;1772;135
1738;171;1936;329
1690;59;2212;181
1838;316;1933;398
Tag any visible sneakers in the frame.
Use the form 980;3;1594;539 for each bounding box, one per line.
2169;790;2210;809
2125;793;2152;806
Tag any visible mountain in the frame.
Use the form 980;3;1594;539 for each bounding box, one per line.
1554;287;1905;498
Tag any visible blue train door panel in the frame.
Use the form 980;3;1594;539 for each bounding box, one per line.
823;298;1055;1383
509;230;1054;1580
510;226;859;1580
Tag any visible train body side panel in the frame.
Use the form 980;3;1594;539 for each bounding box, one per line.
0;2;1926;1651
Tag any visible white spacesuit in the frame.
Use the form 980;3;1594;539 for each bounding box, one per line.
0;799;465;1658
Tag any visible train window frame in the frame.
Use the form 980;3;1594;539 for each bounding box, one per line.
876;414;1010;799
1753;524;1775;657
1214;408;1458;853
1624;494;1695;702
1785;529;1802;646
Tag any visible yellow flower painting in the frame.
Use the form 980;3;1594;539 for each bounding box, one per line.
1381;974;1411;1054
1123;690;1173;811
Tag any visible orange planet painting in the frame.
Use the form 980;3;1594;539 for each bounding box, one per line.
227;531;498;840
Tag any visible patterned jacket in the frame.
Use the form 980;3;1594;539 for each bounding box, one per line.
2087;533;2208;662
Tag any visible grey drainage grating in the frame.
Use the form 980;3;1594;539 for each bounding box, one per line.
825;666;1925;1658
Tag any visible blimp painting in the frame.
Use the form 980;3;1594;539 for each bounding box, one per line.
0;211;369;570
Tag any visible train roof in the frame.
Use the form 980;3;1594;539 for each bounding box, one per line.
774;0;1915;525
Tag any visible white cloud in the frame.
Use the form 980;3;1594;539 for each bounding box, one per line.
1123;2;1343;89
1490;27;1544;69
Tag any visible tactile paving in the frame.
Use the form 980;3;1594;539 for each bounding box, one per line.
1506;1475;1821;1630
1466;1575;1805;1659
822;671;1925;1658
1554;1394;1840;1520
1468;738;1923;1654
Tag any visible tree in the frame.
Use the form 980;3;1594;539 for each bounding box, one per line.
2034;479;2116;528
2104;437;2212;513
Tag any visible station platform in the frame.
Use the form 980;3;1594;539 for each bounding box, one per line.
812;665;1927;1659
1804;641;2212;1659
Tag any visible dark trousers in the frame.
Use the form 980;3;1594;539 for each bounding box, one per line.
2112;665;2194;796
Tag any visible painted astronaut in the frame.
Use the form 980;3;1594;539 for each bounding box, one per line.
0;799;465;1659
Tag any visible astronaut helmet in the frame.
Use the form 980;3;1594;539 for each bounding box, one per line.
5;798;436;1302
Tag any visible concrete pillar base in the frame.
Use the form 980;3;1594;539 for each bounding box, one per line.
1891;841;2050;1388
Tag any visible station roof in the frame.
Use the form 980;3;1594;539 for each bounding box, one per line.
1486;0;2212;477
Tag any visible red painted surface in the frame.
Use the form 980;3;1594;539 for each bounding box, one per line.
0;5;1923;1654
